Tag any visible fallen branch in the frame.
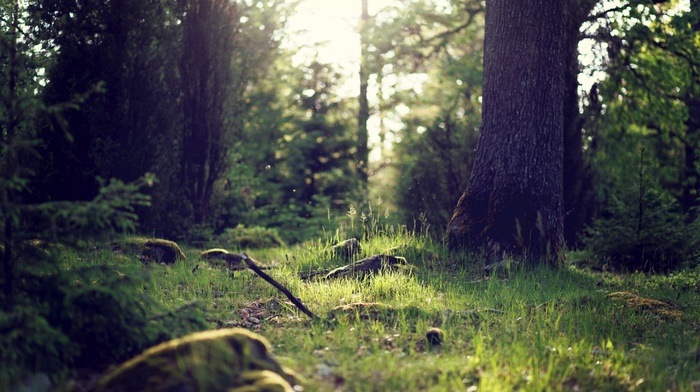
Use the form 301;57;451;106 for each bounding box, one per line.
240;252;319;321
321;254;409;280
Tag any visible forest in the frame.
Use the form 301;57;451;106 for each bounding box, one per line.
1;0;699;391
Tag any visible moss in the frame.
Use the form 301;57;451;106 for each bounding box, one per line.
94;328;298;392
228;370;294;392
109;237;186;264
607;291;683;318
142;239;186;264
200;248;231;259
200;248;244;270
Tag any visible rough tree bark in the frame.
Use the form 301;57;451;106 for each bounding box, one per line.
446;0;565;263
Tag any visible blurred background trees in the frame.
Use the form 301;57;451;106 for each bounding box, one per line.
1;0;698;268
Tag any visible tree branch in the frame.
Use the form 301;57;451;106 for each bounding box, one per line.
240;252;319;321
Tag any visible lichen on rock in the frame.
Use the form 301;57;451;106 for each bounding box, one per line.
93;328;299;392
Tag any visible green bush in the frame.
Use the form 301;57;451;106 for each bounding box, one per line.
0;306;74;388
1;262;208;385
216;224;285;249
582;189;699;271
184;224;216;248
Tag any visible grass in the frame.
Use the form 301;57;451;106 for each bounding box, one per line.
55;229;700;391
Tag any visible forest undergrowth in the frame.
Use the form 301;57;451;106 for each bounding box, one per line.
39;224;700;392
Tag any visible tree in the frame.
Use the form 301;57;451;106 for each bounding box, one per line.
561;0;598;246
357;0;370;192
446;0;566;263
28;0;185;238
374;0;484;232
179;0;239;226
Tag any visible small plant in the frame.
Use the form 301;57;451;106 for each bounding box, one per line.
582;149;699;271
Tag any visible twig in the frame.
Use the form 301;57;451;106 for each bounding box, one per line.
240;252;319;321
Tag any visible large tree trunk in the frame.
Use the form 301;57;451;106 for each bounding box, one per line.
446;0;565;263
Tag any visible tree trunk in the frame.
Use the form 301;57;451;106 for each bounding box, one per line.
180;0;234;225
357;0;370;191
446;0;565;263
562;0;598;247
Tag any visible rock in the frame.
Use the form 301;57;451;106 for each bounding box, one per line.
93;328;299;392
607;291;683;318
200;248;245;270
141;239;186;264
199;248;230;259
323;254;409;280
426;327;444;347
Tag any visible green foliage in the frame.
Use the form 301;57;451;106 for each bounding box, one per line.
216;224;285;249
1;260;208;387
361;0;484;233
0;306;74;385
582;187;698;271
28;0;292;237
184;224;217;249
583;2;700;233
219;58;364;244
577;2;700;269
0;2;207;386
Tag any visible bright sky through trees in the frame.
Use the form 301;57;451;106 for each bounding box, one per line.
284;0;691;161
285;0;405;161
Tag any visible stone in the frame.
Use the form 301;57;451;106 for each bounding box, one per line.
141;239;186;264
93;328;299;392
200;248;245;270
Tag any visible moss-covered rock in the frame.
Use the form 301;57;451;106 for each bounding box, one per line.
323;254;409;280
200;248;231;260
607;291;683;318
200;248;245;270
109;237;186;264
142;239;186;264
93;328;299;392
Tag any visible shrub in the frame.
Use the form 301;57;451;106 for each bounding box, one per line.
582;189;698;271
216;224;285;249
1;261;208;386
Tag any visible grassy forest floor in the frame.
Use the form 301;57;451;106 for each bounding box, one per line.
58;230;700;391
